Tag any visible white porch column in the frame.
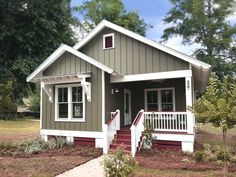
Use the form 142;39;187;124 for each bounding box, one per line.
185;76;194;134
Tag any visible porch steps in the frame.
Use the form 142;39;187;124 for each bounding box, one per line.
153;140;181;151
110;127;132;152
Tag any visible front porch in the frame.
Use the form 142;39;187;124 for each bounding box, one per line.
104;75;195;156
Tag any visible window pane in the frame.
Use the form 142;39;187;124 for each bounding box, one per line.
72;87;82;102
59;103;68;118
147;91;158;111
72;103;83;118
58;88;68;102
161;90;173;111
105;36;113;48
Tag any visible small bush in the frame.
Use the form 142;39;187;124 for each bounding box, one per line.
216;150;231;162
103;147;135;177
194;150;205;162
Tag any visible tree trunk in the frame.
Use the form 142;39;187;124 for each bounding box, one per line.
223;129;227;177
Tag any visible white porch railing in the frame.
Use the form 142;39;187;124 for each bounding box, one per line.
130;109;144;157
103;109;120;154
143;112;194;134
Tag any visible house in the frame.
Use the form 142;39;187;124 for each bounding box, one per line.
27;20;211;157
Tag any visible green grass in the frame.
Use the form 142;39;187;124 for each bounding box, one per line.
0;118;40;134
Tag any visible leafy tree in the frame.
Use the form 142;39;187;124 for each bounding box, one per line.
193;74;236;177
162;0;236;78
28;85;40;113
0;70;17;120
0;0;76;103
74;0;151;36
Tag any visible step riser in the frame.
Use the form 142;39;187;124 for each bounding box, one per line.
114;140;131;145
110;145;131;151
116;135;131;139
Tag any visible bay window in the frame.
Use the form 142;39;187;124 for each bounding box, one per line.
55;84;85;122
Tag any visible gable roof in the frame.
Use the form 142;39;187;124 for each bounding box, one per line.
73;20;211;70
26;44;114;82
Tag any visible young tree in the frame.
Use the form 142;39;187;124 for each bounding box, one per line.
162;0;236;79
74;0;151;36
0;0;77;103
193;74;236;177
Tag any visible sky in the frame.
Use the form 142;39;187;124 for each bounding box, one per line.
71;0;236;55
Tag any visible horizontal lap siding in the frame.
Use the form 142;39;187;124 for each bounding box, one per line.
41;52;102;131
80;28;189;75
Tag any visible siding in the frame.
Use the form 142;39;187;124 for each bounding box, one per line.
80;28;189;75
42;56;102;131
43;52;92;76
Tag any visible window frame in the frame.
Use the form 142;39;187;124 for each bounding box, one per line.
144;87;176;112
103;33;115;49
55;84;85;122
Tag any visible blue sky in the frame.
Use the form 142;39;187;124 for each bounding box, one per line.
70;0;236;55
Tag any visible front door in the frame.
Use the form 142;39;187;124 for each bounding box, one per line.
124;89;131;126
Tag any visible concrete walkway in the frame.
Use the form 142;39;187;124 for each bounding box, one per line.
56;156;105;177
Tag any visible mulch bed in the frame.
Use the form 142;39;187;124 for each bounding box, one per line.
136;149;236;172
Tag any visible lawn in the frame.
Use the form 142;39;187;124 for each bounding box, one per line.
131;123;236;177
0;118;40;142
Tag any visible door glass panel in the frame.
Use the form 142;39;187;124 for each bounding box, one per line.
125;93;129;113
58;88;68;118
147;91;158;111
161;90;173;111
72;86;83;119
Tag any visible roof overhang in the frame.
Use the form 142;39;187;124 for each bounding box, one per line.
26;44;115;83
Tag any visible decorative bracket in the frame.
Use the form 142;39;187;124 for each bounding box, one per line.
81;77;91;102
41;82;53;103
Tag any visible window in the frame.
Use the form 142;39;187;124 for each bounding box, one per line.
145;88;175;111
103;33;114;49
55;84;85;122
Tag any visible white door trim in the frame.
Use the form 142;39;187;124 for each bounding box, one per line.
124;89;132;126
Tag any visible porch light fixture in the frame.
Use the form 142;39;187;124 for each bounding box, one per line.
111;88;119;94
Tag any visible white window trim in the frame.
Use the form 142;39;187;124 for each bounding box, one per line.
55;84;85;122
103;33;115;49
144;87;176;112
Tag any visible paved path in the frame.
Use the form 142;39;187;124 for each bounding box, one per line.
56;156;105;177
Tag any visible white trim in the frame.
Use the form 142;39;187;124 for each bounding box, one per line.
144;87;176;111
73;20;211;70
110;70;192;83
55;84;85;122
40;83;43;129
103;33;115;49
153;133;194;142
40;129;104;139
27;44;114;82
102;71;105;131
185;76;193;110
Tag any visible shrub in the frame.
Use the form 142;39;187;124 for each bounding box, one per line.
143;119;156;149
103;147;135;177
194;150;205;162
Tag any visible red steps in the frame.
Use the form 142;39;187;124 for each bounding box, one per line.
110;127;132;152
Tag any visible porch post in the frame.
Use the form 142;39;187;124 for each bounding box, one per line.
185;76;194;134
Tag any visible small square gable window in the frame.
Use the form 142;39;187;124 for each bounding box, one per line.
103;33;114;49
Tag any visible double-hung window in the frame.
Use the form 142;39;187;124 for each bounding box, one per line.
145;88;175;111
55;84;85;122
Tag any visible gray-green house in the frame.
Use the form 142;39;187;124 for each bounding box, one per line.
27;20;211;156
